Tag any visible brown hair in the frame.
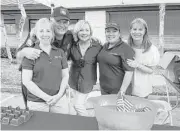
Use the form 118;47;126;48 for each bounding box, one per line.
128;18;152;53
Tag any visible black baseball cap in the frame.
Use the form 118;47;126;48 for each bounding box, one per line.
105;23;120;31
53;7;70;21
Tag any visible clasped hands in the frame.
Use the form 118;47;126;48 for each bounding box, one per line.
45;94;63;107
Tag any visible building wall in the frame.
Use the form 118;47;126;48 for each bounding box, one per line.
1;12;84;48
1;5;180;50
107;10;180;49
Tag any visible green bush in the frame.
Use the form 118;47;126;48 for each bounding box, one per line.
1;47;17;58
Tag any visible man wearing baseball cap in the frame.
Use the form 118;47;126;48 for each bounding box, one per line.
17;6;100;60
16;6;76;115
17;6;74;60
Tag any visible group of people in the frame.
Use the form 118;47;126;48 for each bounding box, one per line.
17;6;160;116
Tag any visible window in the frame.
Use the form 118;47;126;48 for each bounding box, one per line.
29;19;38;31
68;19;79;31
4;19;16;35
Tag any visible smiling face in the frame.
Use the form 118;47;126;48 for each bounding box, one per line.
54;19;69;36
130;22;146;45
105;27;120;44
36;22;53;45
77;23;91;42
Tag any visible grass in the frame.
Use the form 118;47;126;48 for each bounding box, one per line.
1;58;180;126
1;58;21;93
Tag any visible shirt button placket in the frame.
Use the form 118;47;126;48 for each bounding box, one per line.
49;57;52;64
77;73;83;91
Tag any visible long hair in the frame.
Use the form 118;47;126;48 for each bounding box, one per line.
128;18;152;53
30;18;55;44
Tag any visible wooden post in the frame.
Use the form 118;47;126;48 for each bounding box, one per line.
159;3;166;56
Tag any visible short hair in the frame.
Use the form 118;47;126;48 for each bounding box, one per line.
128;18;152;53
30;18;55;44
73;20;93;41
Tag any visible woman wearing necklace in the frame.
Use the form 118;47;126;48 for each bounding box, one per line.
126;18;160;98
97;23;135;95
68;20;102;116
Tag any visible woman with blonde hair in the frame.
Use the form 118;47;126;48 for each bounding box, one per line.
68;20;102;116
21;18;70;113
126;18;160;98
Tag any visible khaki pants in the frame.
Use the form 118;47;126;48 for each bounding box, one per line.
66;87;91;116
27;95;76;115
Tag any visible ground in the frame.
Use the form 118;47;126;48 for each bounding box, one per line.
1;58;180;127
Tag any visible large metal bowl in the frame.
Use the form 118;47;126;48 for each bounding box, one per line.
88;95;157;130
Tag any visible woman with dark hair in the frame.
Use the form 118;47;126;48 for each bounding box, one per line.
97;23;135;95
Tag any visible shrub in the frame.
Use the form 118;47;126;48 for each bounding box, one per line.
1;47;17;58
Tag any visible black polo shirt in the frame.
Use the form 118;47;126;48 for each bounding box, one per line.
21;44;68;102
52;30;74;59
97;40;135;94
68;40;102;93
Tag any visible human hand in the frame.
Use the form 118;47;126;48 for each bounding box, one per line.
46;94;63;106
71;30;78;42
117;90;125;99
66;87;76;99
24;48;42;60
127;59;140;68
26;39;33;46
91;37;101;44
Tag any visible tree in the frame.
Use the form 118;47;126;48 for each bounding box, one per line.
158;3;166;57
1;20;13;62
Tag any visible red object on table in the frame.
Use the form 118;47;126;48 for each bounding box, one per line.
1;111;180;130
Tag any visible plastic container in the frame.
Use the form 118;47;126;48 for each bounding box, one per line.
88;95;157;130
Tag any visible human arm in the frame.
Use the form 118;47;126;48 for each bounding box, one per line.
46;50;69;106
17;47;42;63
22;69;51;102
118;44;135;95
118;71;133;95
17;32;41;63
47;68;69;106
127;45;160;74
127;59;153;74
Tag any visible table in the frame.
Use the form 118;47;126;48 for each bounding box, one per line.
1;111;180;130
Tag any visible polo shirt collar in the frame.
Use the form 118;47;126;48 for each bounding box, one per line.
34;43;59;50
104;39;123;50
75;39;98;48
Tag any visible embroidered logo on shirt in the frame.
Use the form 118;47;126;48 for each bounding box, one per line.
54;56;62;59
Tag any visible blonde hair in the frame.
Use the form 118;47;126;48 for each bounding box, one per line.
128;18;152;53
30;18;55;44
73;20;93;41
